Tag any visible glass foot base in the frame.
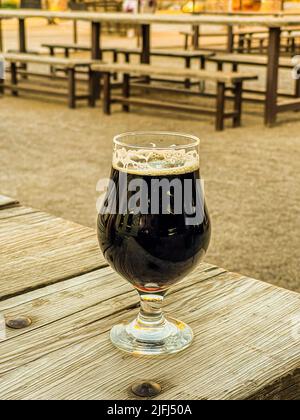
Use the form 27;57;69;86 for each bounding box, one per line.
110;317;194;356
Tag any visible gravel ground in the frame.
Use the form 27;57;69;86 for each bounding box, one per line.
0;20;299;292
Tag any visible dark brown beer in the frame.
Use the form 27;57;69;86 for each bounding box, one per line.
97;166;211;293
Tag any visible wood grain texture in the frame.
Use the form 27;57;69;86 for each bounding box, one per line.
0;195;19;209
1;11;300;27
0;262;299;400
0;207;106;300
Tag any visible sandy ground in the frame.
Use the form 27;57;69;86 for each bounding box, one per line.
0;20;300;292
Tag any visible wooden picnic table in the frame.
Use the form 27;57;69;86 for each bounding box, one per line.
0;194;299;400
0;11;300;125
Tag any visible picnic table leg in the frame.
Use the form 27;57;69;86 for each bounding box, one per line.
184;33;189;50
192;25;199;50
199;56;206;93
49;46;55;76
141;24;151;64
19;18;27;76
67;68;76;109
103;72;111;115
238;34;245;53
73;21;78;45
19;18;27;53
113;50;118;80
11;62;18;97
227;26;234;53
247;35;252;53
184;57;191;89
265;27;281;127
141;24;151;84
216;82;225;131
233;81;243;128
91;21;102;99
122;73;130;112
88;69;97;107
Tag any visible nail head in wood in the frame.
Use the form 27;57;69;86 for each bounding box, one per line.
6;316;32;330
131;381;162;398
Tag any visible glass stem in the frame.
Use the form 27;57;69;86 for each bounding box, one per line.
137;291;167;330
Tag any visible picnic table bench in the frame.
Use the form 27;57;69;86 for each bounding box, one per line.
2;53;99;108
41;43;116;59
0;194;299;400
2;11;300;125
92;62;258;131
208;53;300;101
41;43;212;88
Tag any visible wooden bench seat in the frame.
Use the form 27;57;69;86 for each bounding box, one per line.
41;43;116;58
208;53;294;69
114;48;214;88
91;62;258;131
115;47;213;58
244;31;300;54
2;53;99;108
208;53;300;99
181;26;300;53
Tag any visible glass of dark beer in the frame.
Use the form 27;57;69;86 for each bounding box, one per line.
97;132;211;355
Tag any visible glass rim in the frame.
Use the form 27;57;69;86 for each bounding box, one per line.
113;131;200;150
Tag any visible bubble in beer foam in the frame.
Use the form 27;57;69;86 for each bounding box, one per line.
112;146;199;176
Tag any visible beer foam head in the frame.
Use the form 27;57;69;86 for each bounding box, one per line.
113;132;200;176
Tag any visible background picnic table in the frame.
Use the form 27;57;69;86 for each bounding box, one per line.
0;195;299;400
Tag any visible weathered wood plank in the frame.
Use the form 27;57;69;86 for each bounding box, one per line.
208;53;295;69
92;63;258;83
0;264;224;373
4;53;99;68
0;207;106;300
1;10;300;28
0;263;299;400
0;206;36;221
0;195;19;209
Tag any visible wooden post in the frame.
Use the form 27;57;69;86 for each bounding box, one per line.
103;72;111;115
233;81;243;128
19;19;27;53
88;69;97;108
122;73;130;112
141;24;151;64
184;57;191;89
265;27;281;126
227;26;234;53
91;21;102;99
216;82;225;131
67;68;76;109
11;62;18;97
91;21;102;60
18;18;27;76
192;25;200;50
73;21;78;44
